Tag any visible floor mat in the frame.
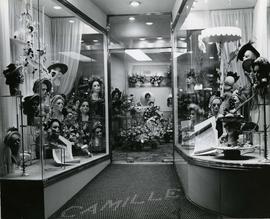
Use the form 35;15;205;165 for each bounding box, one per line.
51;164;219;219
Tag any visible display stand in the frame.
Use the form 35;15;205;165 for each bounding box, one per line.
201;26;241;95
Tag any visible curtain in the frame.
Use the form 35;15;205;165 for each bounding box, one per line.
51;18;83;95
253;0;268;58
209;8;253;89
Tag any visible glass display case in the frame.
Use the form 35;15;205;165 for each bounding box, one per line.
172;0;270;217
0;0;109;179
173;0;270;160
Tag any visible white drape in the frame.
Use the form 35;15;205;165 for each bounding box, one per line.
253;0;268;58
51;18;83;95
0;0;16;176
209;8;253;89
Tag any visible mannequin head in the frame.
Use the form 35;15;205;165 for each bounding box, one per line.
89;78;102;95
51;95;65;112
92;122;103;138
209;96;222;117
33;78;52;97
79;100;90;115
46;119;62;139
4;128;21;159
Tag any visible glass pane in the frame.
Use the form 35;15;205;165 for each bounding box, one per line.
0;0;108;179
173;0;267;159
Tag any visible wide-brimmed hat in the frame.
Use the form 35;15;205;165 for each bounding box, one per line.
33;78;52;93
47;63;68;74
237;42;260;61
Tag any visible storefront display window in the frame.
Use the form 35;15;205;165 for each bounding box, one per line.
173;0;270;159
0;0;108;178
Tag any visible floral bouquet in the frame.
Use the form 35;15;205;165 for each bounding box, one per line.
3;63;24;96
128;73;146;86
150;75;163;86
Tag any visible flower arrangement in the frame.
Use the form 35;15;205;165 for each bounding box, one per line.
3;63;24;95
143;105;161;121
117;114;172;150
150;75;163;86
128;73;146;86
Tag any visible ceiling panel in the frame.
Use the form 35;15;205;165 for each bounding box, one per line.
90;0;176;15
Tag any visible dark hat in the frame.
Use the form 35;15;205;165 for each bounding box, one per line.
226;71;240;82
237;42;260;61
47;63;68;74
33;78;52;93
4;128;20;147
3;63;24;85
23;94;40;114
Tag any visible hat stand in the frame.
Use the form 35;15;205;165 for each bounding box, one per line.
201;26;242;96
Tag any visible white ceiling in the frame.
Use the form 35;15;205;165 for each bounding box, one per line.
90;0;176;15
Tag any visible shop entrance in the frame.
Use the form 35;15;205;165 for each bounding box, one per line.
109;48;173;162
108;13;173;163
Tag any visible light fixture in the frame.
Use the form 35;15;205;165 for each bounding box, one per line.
93;39;99;43
179;37;186;41
53;6;62;10
125;49;152;61
145;22;153;26
209;56;214;59
129;1;141;7
69;20;75;23
129;17;135;21
157;37;163;40
139;38;146;41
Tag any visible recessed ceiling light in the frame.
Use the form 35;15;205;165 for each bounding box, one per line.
139;38;146;41
69;20;75;23
209;56;214;59
129;1;141;7
157;37;163;40
53;6;62;10
146;22;153;26
129;17;135;21
93;39;99;43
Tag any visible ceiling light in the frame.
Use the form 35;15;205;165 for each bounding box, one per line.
129;17;135;21
93;40;99;43
139;38;146;41
209;56;214;59
53;6;62;10
129;1;141;7
125;49;152;61
157;37;163;40
179;37;186;41
69;20;75;23
146;22;153;26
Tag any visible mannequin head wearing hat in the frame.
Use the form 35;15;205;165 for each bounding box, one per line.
209;95;222;117
33;78;52;99
47;63;68;92
4;127;21;162
23;95;40;125
51;95;65;121
89;78;103;101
